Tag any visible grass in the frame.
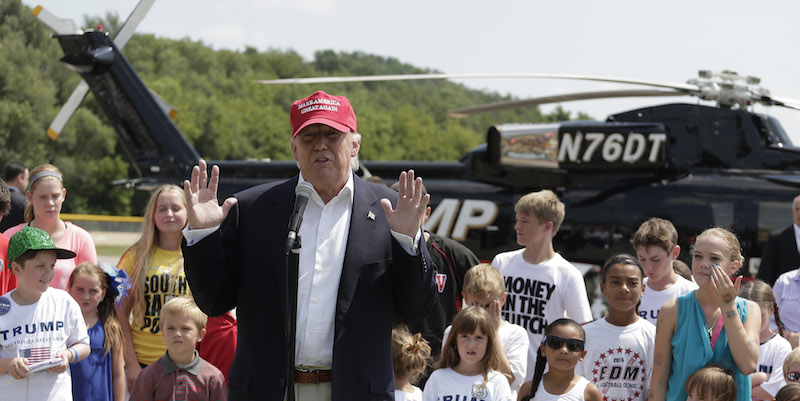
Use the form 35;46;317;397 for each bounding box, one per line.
96;245;130;257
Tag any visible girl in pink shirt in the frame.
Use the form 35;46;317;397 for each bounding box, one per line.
3;164;97;289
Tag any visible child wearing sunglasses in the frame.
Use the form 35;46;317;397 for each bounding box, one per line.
685;365;737;401
518;319;602;401
784;348;800;386
576;255;655;401
739;280;792;400
424;306;512;401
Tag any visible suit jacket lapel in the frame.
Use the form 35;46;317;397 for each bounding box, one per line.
336;177;380;334
270;177;298;335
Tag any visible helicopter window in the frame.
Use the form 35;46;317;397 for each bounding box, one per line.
758;201;791;242
710;201;734;228
759;115;793;147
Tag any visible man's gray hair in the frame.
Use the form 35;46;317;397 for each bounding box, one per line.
350;132;362;171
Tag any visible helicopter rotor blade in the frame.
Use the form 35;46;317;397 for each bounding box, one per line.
255;73;700;93
40;0;157;140
32;5;82;35
448;89;688;118
149;89;178;119
113;0;156;48
47;81;90;140
764;95;800;111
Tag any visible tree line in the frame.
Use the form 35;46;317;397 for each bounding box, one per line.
0;0;588;216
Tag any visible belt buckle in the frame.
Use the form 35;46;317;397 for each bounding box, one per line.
294;366;331;384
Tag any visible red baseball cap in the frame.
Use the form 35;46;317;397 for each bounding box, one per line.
290;90;357;137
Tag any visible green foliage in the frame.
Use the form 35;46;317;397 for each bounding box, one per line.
0;0;589;215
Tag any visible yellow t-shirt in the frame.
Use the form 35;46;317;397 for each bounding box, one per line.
119;247;191;365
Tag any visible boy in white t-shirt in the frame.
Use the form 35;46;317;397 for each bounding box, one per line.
631;218;697;324
441;263;529;398
490;190;592;383
576;255;655;401
0;227;90;401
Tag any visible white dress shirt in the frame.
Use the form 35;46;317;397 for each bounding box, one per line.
793;223;800;255
184;173;420;369
293;173;353;367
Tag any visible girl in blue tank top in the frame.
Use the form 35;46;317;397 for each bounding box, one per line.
649;227;761;401
68;262;126;400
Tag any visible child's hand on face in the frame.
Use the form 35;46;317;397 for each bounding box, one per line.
7;357;29;380
48;350;71;373
488;300;502;332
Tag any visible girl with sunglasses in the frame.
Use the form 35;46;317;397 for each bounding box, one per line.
650;227;761;401
518;319;602;401
784;348;800;386
739;280;791;400
576;255;655;401
424;306;512;401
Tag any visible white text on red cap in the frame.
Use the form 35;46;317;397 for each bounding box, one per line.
298;98;342;115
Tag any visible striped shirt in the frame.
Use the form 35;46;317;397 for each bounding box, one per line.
130;351;228;401
773;269;800;332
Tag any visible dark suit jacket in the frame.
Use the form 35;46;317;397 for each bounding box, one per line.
757;225;800;286
408;232;478;358
183;175;436;401
0;187;25;232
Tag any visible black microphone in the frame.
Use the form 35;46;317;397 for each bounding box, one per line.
285;181;315;254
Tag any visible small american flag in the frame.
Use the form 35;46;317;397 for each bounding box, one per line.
21;347;50;364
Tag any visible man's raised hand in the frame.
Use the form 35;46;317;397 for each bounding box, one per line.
380;170;430;238
183;159;238;229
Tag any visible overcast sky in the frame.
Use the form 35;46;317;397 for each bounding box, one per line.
23;0;800;143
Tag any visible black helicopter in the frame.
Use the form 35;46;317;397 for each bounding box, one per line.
34;3;800;275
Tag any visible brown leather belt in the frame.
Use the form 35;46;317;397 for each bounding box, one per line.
294;369;333;384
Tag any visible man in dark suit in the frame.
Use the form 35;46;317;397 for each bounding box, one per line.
182;90;436;400
0;162;27;232
390;181;479;366
757;195;800;285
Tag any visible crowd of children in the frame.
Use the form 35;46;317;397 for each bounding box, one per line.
6;174;800;401
394;191;800;401
0;178;233;401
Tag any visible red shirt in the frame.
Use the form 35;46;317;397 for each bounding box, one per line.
197;312;237;384
130;351;228;401
0;233;15;295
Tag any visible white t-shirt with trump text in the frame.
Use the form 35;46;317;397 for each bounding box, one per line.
0;287;89;401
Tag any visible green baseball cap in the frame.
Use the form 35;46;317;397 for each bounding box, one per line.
8;227;77;265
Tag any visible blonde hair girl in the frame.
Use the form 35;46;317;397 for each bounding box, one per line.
649;227;761;401
115;184;189;389
68;262;126;400
3;163;97;289
392;325;431;400
685;365;737;401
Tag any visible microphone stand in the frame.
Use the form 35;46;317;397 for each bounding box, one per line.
285;235;300;401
